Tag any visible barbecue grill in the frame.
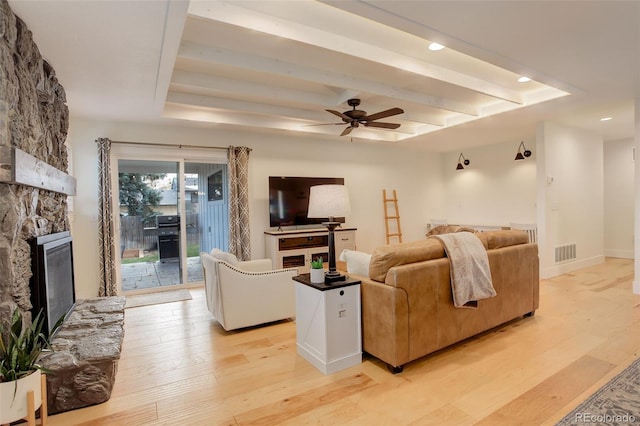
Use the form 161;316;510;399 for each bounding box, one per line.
156;215;180;262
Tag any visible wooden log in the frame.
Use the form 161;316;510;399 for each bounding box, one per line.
0;146;76;196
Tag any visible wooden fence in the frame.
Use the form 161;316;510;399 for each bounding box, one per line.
120;214;200;250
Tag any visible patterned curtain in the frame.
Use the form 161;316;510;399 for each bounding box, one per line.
228;146;252;260
96;138;118;296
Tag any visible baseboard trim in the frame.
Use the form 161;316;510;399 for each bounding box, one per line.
603;249;634;259
541;255;605;279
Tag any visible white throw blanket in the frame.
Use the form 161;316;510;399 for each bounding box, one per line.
431;232;496;308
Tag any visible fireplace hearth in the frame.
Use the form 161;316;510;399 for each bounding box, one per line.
38;296;125;414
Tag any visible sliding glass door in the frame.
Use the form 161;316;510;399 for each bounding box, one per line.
115;154;229;293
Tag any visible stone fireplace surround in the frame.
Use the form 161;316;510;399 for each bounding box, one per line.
0;0;123;415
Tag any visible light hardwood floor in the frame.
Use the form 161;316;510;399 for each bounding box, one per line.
46;258;640;425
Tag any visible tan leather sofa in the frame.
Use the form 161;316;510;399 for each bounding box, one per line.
352;230;539;373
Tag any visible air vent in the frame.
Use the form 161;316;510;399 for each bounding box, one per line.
555;243;577;263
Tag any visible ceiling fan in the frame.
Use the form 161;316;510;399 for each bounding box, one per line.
322;99;404;136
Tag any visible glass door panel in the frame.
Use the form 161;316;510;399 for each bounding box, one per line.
184;162;229;283
118;160;183;291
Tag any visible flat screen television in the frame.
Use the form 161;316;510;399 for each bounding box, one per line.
269;176;345;227
29;231;76;338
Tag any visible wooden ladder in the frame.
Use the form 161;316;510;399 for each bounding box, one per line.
383;189;403;244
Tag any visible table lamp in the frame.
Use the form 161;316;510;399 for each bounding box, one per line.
307;184;351;283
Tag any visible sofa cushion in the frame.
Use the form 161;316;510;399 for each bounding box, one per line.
211;248;240;267
475;230;528;249
369;239;446;282
369;230;531;283
339;249;372;277
426;225;477;236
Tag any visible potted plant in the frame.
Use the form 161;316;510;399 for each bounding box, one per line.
310;257;325;283
0;309;55;424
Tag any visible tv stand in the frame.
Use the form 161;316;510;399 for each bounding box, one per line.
265;228;357;273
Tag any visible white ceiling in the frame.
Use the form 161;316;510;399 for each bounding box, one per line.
8;0;639;152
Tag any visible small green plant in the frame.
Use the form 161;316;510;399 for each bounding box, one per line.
310;257;324;269
0;309;57;383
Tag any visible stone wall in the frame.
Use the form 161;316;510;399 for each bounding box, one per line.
0;0;70;329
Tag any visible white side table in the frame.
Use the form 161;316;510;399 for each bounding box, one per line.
293;274;362;375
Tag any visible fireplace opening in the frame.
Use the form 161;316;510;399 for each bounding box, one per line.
29;231;76;337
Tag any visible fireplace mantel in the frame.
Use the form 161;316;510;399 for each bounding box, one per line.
0;146;76;196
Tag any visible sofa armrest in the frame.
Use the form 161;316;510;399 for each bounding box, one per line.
359;275;411;368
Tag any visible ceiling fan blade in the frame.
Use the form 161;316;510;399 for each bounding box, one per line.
340;126;353;136
365;107;404;122
326;109;351;121
364;122;401;129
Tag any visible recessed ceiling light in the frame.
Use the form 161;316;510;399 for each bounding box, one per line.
428;42;445;51
600;117;613;121
518;76;531;83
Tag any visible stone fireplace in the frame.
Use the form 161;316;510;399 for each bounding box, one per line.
0;0;72;328
1;0;124;415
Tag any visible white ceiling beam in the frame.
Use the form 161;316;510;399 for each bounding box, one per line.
171;69;338;108
166;90;331;122
187;1;523;105
152;0;189;113
177;41;480;116
331;90;362;108
166;91;417;136
163;102;408;141
402;115;445;128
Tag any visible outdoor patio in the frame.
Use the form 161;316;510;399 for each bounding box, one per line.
121;256;203;291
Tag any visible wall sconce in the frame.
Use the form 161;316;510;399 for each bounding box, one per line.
456;153;470;170
515;141;532;160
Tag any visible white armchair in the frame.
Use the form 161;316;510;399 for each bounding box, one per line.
200;249;298;331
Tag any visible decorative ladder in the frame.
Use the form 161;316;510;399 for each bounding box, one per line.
383;189;403;244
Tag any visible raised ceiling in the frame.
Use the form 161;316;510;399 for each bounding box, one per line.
164;1;568;143
8;0;639;152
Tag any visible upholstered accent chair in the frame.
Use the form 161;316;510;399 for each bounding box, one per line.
200;249;298;331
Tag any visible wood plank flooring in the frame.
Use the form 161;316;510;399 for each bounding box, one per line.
46;258;640;425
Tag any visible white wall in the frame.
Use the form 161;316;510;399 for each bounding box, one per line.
537;121;605;278
603;138;634;258
67;116;625;297
250;139;444;254
441;139;537;227
67;117;443;298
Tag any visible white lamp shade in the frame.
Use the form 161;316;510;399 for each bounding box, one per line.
307;185;351;219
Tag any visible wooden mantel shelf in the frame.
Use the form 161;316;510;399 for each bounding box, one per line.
0;146;76;196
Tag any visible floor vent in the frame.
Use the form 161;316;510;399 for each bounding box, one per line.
555;243;577;263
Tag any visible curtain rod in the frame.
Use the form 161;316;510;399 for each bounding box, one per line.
109;140;229;150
